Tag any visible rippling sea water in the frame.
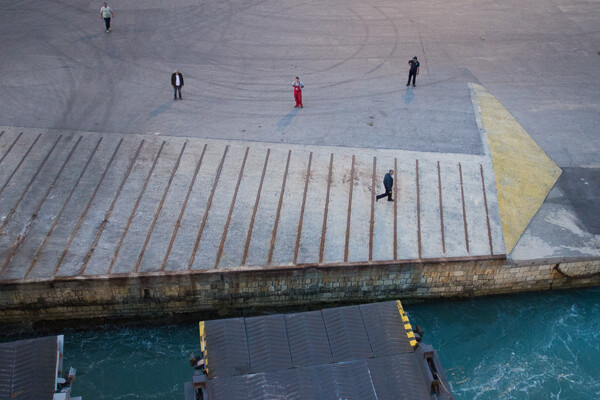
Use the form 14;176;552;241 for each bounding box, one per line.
409;287;600;400
4;287;599;399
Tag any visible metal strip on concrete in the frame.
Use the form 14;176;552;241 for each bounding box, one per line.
84;140;164;276
419;157;444;258
0;137;82;275
0;127;505;283
162;143;226;272
0;136;100;279
318;154;334;264
0;133;42;200
239;148;288;267
348;155;373;263
215;147;250;269
296;152;328;265
79;140;145;276
55;138;123;277
438;161;446;254
134;142;187;273
0;131;23;169
271;150;305;266
193;145;247;270
293;152;312;265
157;143;208;272
26;137;105;279
396;157;419;260
458;162;470;254
439;160;469;257
0;134;59;231
323;153;354;264
109;141;167;275
373;154;396;262
241;148;270;266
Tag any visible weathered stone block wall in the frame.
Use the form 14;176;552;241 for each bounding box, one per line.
0;259;599;328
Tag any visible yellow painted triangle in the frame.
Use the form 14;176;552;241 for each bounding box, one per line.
472;84;562;253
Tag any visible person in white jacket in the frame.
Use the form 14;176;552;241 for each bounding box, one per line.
100;2;114;32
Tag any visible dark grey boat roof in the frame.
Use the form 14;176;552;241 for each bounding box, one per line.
0;336;58;400
200;301;452;400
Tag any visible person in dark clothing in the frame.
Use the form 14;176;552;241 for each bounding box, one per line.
376;170;394;202
171;69;184;99
407;56;420;87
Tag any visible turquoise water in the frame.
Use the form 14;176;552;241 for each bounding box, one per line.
408;287;600;400
9;287;600;399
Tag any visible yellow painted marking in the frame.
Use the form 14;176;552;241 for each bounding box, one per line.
199;321;206;352
199;321;208;373
396;300;404;313
396;300;418;348
472;83;562;253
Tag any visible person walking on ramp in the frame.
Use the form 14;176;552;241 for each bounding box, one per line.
292;77;304;108
406;56;420;87
171;69;184;100
376;170;394;202
100;2;114;32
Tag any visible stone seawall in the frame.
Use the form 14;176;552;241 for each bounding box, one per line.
1;259;599;329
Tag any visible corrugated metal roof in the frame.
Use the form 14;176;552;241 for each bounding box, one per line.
284;310;333;367
322;305;374;362
204;318;250;378
367;353;432;400
205;355;443;400
201;301;453;400
0;336;58;400
246;315;293;373
359;301;414;356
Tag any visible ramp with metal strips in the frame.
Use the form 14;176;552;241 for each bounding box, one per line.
0;127;505;283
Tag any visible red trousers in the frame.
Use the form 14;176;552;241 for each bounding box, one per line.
294;89;303;107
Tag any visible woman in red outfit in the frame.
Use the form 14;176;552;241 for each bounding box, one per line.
292;77;304;108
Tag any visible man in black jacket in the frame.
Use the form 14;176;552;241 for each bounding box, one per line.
376;170;394;202
171;70;184;100
406;56;420;87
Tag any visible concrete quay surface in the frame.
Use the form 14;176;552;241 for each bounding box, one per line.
0;0;599;307
0;127;504;282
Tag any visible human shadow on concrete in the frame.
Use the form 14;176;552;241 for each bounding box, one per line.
404;87;414;104
149;100;175;118
277;108;299;133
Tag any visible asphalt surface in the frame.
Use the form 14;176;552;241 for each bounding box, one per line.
0;0;598;259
